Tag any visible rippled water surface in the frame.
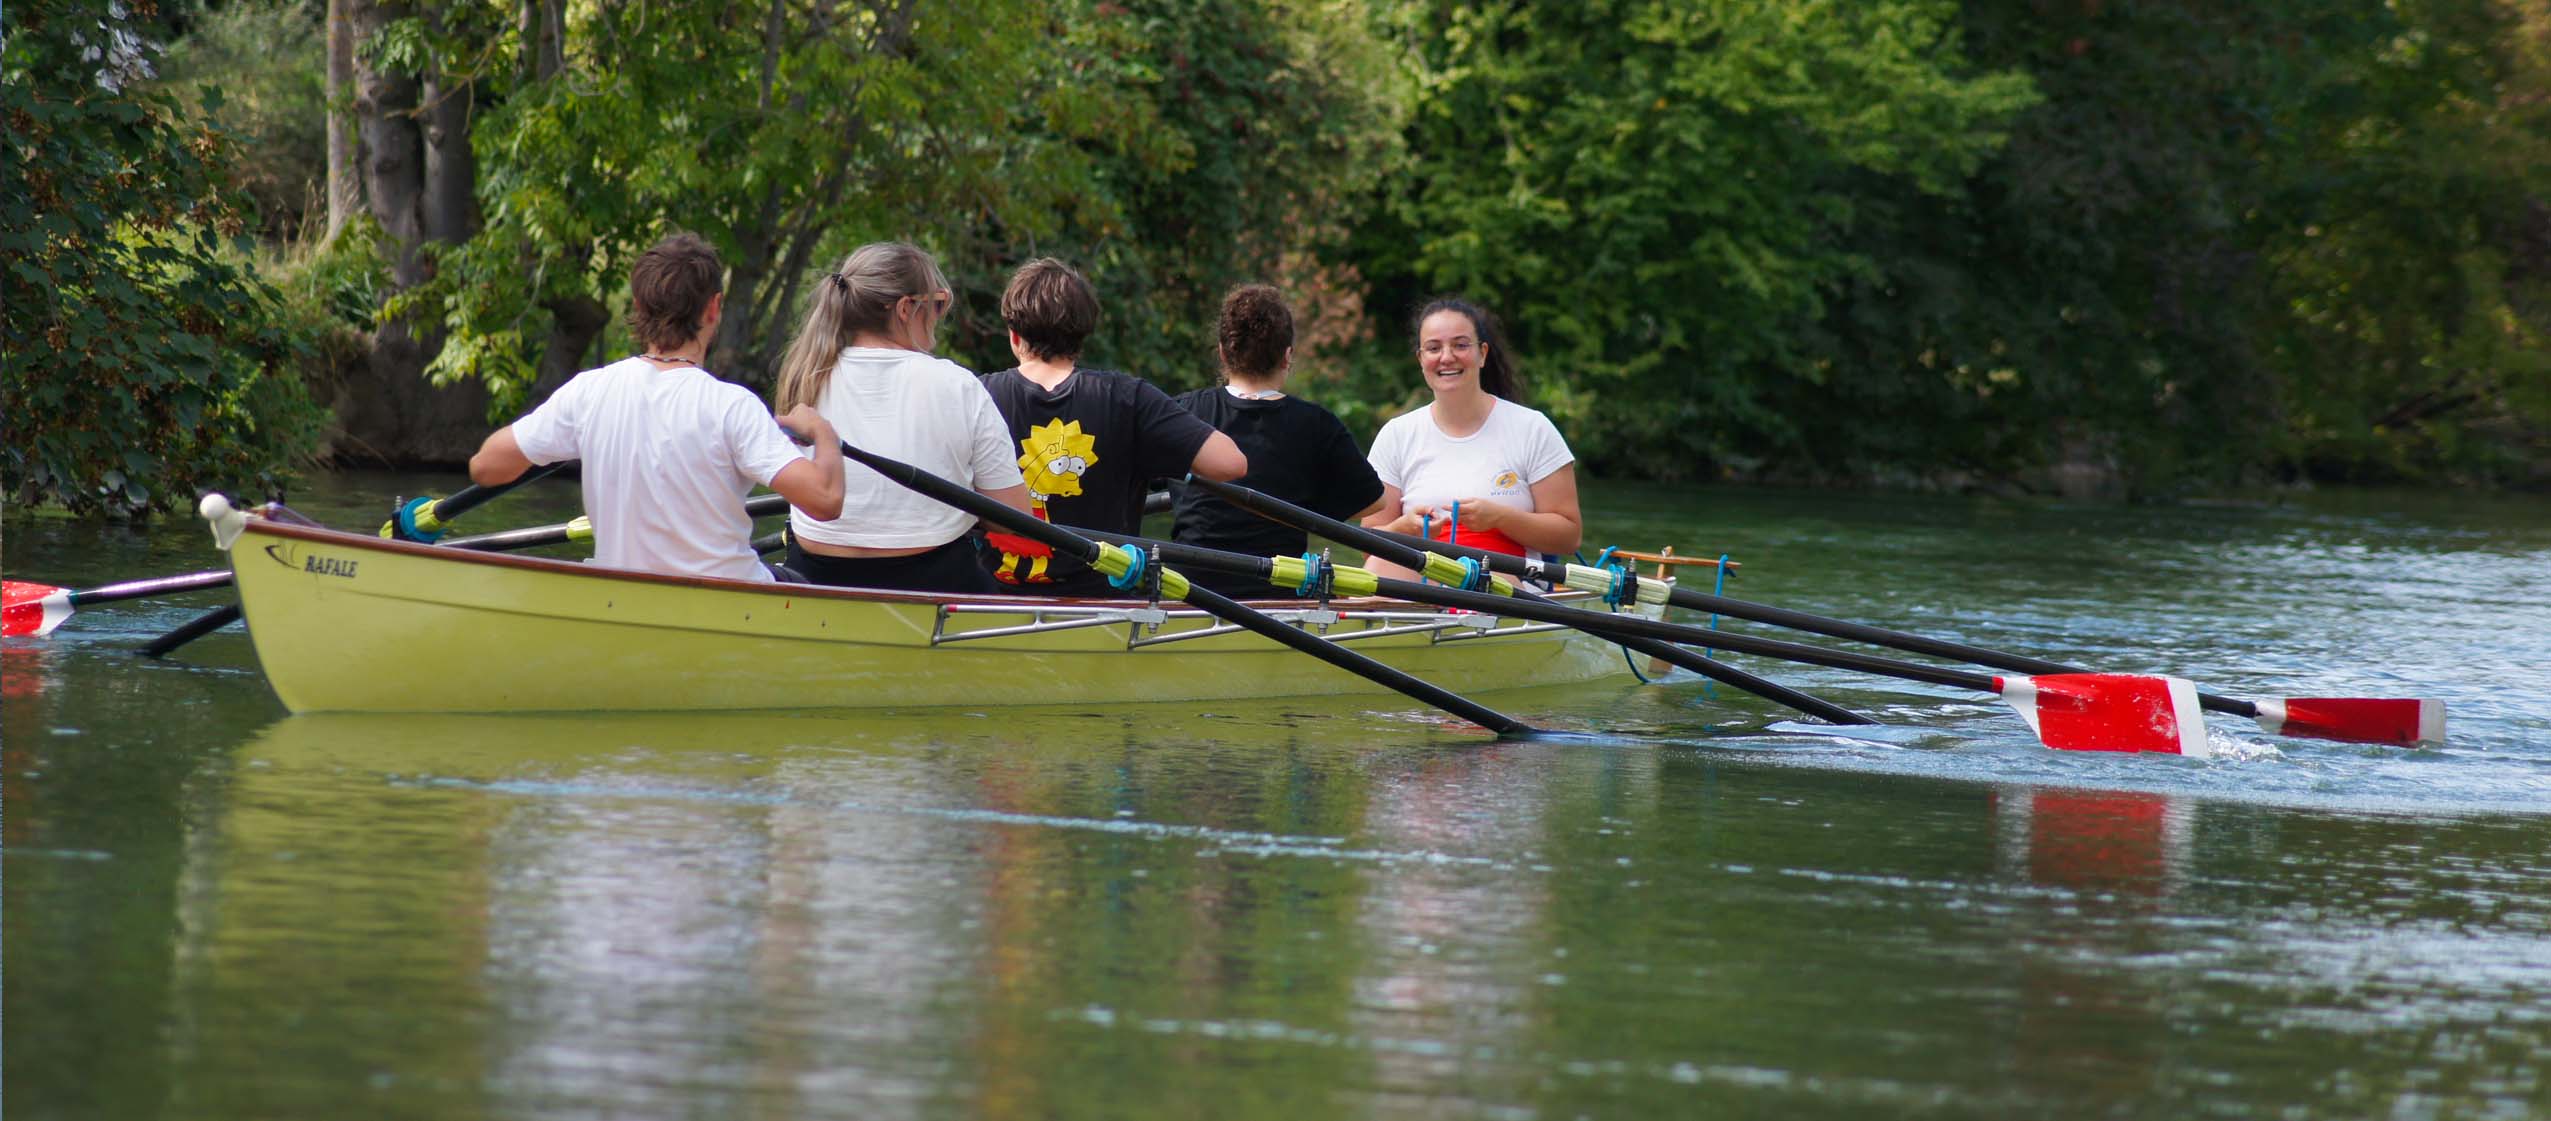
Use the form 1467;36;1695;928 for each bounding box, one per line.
6;474;2547;1120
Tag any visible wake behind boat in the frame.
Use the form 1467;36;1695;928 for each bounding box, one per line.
199;497;1626;715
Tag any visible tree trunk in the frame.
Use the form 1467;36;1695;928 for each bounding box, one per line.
532;295;611;400
419;4;478;244
337;0;490;464
324;0;360;238
419;73;476;244
352;0;425;285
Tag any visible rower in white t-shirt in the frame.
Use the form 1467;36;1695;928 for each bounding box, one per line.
769;241;1033;595
468;233;845;583
1363;298;1581;581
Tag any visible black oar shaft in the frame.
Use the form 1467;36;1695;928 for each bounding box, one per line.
431;460;569;523
1393;579;1997;691
1091;530;1874;726
1186;583;1533;735
1083;523;1989;693
832;442;1533;736
1183;477;1875;724
137;604;242;657
1366;526;2267;719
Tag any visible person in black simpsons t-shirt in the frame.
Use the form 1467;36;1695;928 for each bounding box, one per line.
1171;284;1385;599
977;258;1248;597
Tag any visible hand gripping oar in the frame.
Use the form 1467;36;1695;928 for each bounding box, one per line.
1345;524;2444;749
1175;478;1872;726
139;467;584;658
379;461;572;542
1085;531;2234;757
829;441;1536;737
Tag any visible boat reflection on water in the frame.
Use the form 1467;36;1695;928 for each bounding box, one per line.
165;705;1494;1117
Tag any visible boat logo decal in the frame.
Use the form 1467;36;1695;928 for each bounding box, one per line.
264;542;359;579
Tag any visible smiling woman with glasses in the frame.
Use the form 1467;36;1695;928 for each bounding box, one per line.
1359;296;1582;581
768;241;1035;594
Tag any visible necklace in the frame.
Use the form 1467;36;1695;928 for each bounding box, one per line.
638;352;699;365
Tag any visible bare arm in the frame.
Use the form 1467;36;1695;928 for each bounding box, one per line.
771;406;846;521
977;482;1034;517
469;427;535;487
1190;431;1248;482
1361;484;1407;530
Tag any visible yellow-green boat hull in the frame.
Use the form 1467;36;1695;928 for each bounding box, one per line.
220;513;1627;715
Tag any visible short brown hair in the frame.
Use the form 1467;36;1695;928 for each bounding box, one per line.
999;257;1099;362
628;233;724;352
1217;284;1293;380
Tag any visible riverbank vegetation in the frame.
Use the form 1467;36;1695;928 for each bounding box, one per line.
7;0;2547;515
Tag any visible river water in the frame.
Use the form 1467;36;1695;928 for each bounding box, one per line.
5;473;2547;1119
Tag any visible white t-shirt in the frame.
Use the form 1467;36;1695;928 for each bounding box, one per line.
511;358;805;583
1368;397;1576;517
788;346;1025;549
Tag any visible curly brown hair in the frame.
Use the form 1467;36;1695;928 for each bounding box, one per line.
1217;284;1293;380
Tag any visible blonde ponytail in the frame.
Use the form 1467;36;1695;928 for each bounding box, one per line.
774;242;951;412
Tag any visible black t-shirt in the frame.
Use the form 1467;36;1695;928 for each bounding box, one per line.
978;366;1217;596
1170;388;1385;598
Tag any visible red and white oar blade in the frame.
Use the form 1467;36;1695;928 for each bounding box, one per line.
3;581;75;637
1997;673;2211;757
2253;697;2446;747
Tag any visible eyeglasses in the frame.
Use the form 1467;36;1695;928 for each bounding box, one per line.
1419;338;1480;357
906;292;952;316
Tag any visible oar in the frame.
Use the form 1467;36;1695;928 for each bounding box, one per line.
1171;479;1872;726
829;440;1536;737
1343;522;2444;748
5;571;236;637
140;467;584;658
1075;530;2241;757
380;461;572;542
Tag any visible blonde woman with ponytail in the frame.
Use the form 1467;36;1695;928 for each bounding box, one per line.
774;242;1030;593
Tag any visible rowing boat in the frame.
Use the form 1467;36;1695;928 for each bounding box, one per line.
203;500;1629;714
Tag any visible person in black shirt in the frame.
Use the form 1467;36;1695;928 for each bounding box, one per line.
978;258;1248;596
1171;285;1386;599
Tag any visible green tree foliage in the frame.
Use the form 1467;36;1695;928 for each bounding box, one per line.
2261;0;2551;484
934;0;1412;388
1858;0;2551;491
1342;0;2039;478
3;0;328;516
399;0;1401;413
156;0;330;240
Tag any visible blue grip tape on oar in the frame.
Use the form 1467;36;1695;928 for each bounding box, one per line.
1105;544;1149;591
1293;552;1324;597
388;496;447;544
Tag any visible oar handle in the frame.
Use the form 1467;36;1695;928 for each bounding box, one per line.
385;461;573;541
